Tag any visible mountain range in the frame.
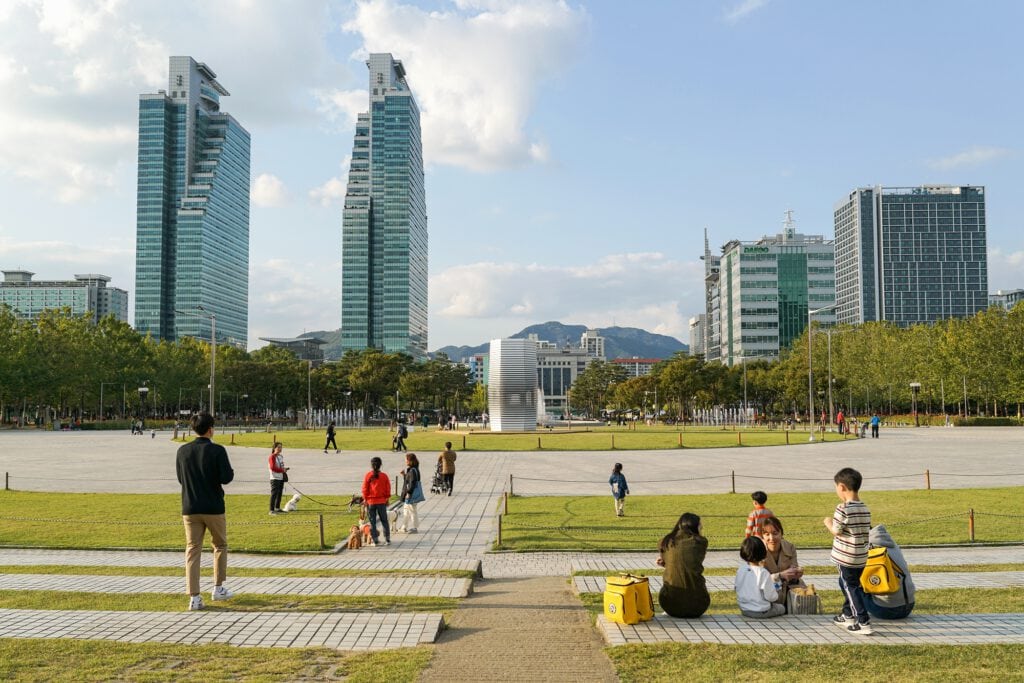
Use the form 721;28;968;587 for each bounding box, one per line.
298;322;687;361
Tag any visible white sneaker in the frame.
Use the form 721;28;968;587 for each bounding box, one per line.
368;541;377;547
211;586;234;601
846;621;873;635
397;527;407;533
408;528;418;533
188;595;204;611
384;540;391;546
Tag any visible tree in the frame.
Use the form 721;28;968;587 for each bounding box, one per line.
568;360;627;417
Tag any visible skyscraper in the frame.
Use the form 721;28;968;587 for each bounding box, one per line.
834;185;987;326
134;56;250;348
341;54;428;360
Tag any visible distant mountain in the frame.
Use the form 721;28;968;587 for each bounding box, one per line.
296;322;687;362
432;321;687;361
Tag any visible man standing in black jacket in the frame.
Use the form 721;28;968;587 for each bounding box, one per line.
176;412;235;611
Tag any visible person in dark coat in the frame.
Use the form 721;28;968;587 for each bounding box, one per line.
324;421;338;453
656;512;710;618
175;412;235;611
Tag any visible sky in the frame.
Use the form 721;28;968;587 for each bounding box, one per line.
1;0;1022;351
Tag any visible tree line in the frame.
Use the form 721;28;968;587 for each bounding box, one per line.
0;308;478;425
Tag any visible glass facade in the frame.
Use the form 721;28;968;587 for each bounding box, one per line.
0;271;128;323
834;186;987;326
341;54;428;360
134;57;250;348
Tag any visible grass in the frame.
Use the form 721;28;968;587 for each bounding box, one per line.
605;643;1024;683
205;424;852;452
577;587;1024;620
0;638;433;683
498;487;1023;550
0;490;363;552
0;590;459;615
573;563;1024;577
0;564;476;579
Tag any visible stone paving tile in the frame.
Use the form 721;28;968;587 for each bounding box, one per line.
0;574;473;598
573;571;1024;594
598;613;1024;646
0;608;444;651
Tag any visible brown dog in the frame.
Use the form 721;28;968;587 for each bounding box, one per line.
347;525;362;550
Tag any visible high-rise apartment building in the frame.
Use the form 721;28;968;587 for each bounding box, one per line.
833;185;987;326
135;56;250;348
717;213;836;365
341;54;428;360
1;270;128;323
700;228;722;363
688;314;706;357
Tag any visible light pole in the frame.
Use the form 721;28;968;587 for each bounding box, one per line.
307;360;313;428
910;382;921;427
807;304;836;442
175;306;216;417
138;384;149;428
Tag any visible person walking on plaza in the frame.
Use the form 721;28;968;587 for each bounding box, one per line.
324;421;338;453
268;442;288;515
399;452;424;533
361;456;392;546
836;409;845;435
438;441;457;496
609;462;629;517
175;413;235;611
395;421;409;451
871;413;881;439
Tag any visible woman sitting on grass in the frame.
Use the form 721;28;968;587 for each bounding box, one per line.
760;516;804;607
656;512;710;618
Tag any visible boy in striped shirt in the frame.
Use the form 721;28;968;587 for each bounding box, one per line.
823;467;872;635
744;491;774;538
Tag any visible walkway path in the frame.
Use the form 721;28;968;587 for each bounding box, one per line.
599;613;1024;646
0;574;473;598
420;577;617;682
574;571;1024;594
0;608;443;651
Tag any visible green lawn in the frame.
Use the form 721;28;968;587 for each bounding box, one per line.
0;491;362;551
606;643;1024;683
0;565;476;579
0;638;432;683
206;425;852;452
498;487;1023;550
0;590;458;615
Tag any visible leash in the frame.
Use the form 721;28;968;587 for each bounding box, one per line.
284;480;354;509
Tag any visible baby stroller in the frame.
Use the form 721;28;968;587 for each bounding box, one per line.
430;460;449;495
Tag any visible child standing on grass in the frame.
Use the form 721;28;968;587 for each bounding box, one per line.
744;491;774;537
824;467;873;635
735;536;785;619
609;463;630;517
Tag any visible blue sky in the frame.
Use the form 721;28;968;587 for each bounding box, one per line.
1;0;1021;350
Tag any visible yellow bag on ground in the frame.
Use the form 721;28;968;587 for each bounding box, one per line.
860;547;903;594
604;574;654;625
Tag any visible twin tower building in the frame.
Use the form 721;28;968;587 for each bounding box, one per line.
133;55;427;358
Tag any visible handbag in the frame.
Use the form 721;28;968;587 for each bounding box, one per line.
786;584;821;615
408;480;425;504
281;471;289;483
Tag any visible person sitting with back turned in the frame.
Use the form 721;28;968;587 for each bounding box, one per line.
864;524;915;620
656;513;710;618
735;536;786;619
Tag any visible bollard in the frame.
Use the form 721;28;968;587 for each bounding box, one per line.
230;433;235;445
509;473;514;496
785;430;790;445
678;432;683;447
4;471;8;490
537;437;542;449
318;514;325;549
611;434;615;449
968;509;975;542
273;433;277;446
497;514;502;546
462;435;466;450
925;469;931;490
737;431;742;446
504;491;509;514
731;470;736;494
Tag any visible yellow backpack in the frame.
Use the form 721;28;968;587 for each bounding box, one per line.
604;574;654;625
860;546;904;594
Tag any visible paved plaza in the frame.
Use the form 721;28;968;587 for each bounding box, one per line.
0;428;1022;659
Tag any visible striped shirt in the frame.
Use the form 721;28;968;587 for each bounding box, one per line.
830;500;871;567
745;505;774;538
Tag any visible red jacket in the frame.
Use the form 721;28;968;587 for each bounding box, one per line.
362;471;391;505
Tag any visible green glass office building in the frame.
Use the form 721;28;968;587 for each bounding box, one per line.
134;56;250;348
341;54;427;360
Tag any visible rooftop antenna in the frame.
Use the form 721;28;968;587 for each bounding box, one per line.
783;209;796;241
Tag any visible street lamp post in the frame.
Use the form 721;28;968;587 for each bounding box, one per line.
138;385;149;429
174;306;216;417
910;382;921;427
807;304;837;442
307;360;313;428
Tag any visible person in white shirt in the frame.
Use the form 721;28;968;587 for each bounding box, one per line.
735;536;786;619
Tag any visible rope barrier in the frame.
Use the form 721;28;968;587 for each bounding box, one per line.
0;516;316;527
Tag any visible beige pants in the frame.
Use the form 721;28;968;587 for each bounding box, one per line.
401;502;419;531
614;498;625;515
183;514;227;596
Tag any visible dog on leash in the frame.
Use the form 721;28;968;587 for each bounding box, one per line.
346;524;363;550
283;494;301;512
346;494;365;512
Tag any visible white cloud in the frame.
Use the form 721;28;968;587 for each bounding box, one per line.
0;234;132;273
988;248;1024;291
248;258;339;348
313;88;368;129
429;253;704;341
724;0;769;23
927;146;1013;171
343;0;589;171
309;155;352;206
252;173;288;208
